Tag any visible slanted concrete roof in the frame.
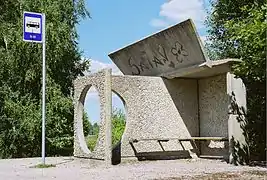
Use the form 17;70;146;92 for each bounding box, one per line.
108;19;211;77
108;19;241;79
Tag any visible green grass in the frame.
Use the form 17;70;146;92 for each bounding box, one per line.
31;163;56;168
86;135;98;151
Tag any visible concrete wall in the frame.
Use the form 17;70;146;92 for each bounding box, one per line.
197;72;247;161
198;74;229;157
73;69;112;162
227;73;247;164
73;69;246;163
111;76;199;157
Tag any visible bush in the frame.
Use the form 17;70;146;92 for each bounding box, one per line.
85;108;126;151
86;135;98;152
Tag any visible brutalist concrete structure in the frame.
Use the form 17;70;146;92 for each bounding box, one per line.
73;19;247;165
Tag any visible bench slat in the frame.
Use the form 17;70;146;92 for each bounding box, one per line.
129;137;228;143
191;137;228;141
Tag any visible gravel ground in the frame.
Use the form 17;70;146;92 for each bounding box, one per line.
0;157;266;180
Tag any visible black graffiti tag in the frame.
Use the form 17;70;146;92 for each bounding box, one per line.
128;41;188;75
128;57;141;75
171;41;188;63
152;45;167;67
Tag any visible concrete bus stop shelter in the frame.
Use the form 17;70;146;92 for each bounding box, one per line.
73;19;248;165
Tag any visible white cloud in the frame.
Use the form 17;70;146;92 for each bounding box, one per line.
151;0;207;28
84;59;123;75
150;19;170;28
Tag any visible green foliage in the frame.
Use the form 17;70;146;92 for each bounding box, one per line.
83;112;99;151
91;123;100;135
31;163;56;168
0;91;41;158
83;112;91;137
0;79;92;158
86;135;98;152
0;0;90;97
85;108;126;151
44;80;75;156
206;0;266;161
112;108;126;147
0;0;90;158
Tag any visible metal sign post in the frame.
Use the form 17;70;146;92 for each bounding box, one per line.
41;13;46;165
23;12;46;165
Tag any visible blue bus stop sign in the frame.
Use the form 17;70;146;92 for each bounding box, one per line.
23;12;43;43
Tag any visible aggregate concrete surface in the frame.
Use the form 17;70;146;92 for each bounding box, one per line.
0;157;266;180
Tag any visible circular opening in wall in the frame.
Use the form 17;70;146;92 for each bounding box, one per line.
111;91;126;165
83;86;101;152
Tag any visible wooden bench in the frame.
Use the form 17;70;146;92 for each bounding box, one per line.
129;137;229;158
129;137;228;143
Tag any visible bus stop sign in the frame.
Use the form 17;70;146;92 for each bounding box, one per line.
23;12;43;43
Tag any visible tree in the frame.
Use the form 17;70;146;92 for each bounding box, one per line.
111;108;126;147
0;0;90;158
206;0;266;161
85;108;126;151
0;0;90;97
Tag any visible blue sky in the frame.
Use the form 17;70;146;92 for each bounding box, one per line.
77;0;210;123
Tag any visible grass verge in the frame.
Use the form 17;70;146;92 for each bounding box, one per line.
30;163;56;168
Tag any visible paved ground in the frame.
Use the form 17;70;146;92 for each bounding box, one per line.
0;157;266;180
